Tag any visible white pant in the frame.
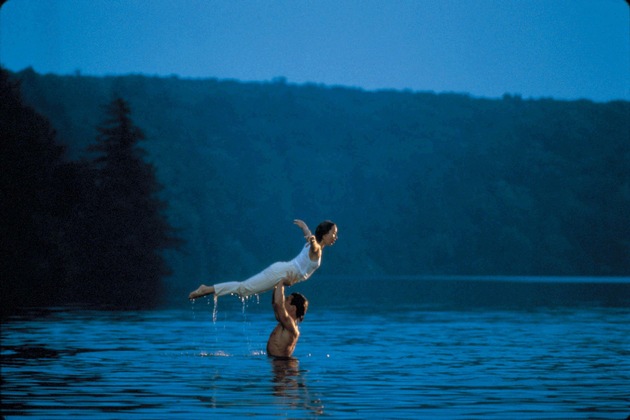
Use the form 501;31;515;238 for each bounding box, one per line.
213;261;300;297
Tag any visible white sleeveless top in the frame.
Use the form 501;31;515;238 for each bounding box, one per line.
291;244;321;280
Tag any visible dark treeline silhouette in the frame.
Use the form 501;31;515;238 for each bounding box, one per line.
1;68;179;315
6;69;630;303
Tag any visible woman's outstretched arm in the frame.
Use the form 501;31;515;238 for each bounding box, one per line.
294;219;321;256
293;219;312;239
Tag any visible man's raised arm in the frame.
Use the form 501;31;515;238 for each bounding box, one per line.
271;282;298;335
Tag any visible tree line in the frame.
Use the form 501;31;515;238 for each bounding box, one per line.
6;68;630;304
1;68;179;315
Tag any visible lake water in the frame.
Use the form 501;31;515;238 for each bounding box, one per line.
2;277;629;419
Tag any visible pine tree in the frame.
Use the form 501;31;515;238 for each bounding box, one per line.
85;97;179;308
0;68;77;313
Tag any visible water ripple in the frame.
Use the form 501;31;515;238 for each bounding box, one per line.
2;305;629;418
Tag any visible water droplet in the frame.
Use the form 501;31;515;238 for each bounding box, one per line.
212;294;219;323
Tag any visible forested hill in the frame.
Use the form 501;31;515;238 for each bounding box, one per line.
12;69;630;299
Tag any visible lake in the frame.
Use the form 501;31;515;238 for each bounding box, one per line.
2;276;629;419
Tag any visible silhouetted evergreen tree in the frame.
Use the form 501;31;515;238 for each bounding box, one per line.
0;68;80;314
82;97;179;308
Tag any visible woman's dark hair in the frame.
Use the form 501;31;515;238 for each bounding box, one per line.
290;292;308;321
315;220;336;242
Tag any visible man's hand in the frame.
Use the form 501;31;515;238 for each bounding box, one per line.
282;272;300;287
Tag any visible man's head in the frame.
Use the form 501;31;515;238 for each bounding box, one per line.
287;292;308;322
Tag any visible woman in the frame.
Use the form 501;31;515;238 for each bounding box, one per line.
188;219;338;299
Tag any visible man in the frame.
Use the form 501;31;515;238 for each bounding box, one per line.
266;273;309;358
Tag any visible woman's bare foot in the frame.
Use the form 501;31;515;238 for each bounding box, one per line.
189;285;215;299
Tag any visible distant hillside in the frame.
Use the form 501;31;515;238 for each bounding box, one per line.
11;69;630;300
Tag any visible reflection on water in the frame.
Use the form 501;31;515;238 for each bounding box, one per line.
2;280;630;419
270;357;325;416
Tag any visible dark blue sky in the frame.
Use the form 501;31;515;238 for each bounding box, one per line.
1;0;628;102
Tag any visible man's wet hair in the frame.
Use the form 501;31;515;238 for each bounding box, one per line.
290;292;308;321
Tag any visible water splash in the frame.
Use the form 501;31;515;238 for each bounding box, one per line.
240;295;252;353
212;294;219;323
191;292;267;357
240;295;248;314
200;350;231;357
